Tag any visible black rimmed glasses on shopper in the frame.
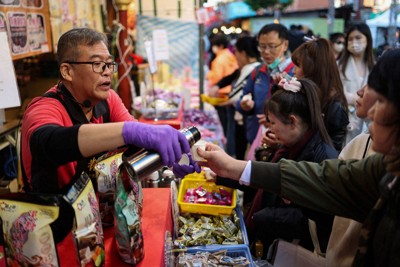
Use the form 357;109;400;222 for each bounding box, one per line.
257;42;283;52
65;61;118;73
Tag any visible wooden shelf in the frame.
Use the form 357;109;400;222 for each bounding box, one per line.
0;119;20;138
0;119;20;151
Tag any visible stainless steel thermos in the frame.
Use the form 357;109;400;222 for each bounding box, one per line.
121;126;201;181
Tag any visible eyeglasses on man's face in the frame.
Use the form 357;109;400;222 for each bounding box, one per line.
65;61;118;73
257;42;283;52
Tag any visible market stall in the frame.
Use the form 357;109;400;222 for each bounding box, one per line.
0;0;252;266
0;188;172;267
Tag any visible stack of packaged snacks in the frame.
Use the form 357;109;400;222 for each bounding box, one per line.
0;172;105;267
63;172;105;267
114;161;145;264
175;247;252;267
173;210;245;249
94;149;125;227
0;194;61;266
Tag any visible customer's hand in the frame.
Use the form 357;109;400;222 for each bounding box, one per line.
240;99;254;111
257;114;267;126
197;143;247;181
261;129;279;148
122;122;190;167
208;85;220;97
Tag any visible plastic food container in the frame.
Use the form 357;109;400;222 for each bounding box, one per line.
200;94;228;105
141;98;182;119
178;178;237;216
184;245;254;266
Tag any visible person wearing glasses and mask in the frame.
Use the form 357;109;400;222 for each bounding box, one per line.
329;32;345;59
237;23;294;158
21;28;199;194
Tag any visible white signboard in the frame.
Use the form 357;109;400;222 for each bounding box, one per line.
0;32;20;109
152;29;169;61
144;39;158;74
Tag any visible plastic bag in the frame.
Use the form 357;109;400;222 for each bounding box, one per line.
94;150;124;227
64;172;105;267
114;161;144;264
0;193;61;267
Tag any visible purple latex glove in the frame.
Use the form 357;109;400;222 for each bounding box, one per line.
172;153;201;178
122;122;190;167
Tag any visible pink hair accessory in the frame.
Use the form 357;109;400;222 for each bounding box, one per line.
279;77;302;93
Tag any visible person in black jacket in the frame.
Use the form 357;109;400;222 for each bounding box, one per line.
217;78;337;257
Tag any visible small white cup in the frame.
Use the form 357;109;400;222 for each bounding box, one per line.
204;167;216;181
178;153;190;166
242;93;252;101
191;139;208;162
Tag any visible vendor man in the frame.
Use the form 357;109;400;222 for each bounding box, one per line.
21;28;197;194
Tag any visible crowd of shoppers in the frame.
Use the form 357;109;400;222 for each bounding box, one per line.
201;20;400;266
199;48;400;267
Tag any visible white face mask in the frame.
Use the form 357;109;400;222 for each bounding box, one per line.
333;43;344;53
348;40;366;54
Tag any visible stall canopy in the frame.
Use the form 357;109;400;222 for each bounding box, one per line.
366;9;400;47
220;1;257;21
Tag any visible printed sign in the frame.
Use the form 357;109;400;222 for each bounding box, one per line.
8;12;28;54
0;12;7;31
27;12;48;52
152;29;169;61
0;31;21;109
0;0;52;59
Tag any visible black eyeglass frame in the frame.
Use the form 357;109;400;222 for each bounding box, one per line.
257;41;284;52
65;61;118;73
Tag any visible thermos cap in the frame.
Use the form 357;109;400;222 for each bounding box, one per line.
148;171;159;181
162;169;174;178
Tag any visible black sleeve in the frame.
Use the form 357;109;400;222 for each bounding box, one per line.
216;69;240;88
30;124;84;167
324;102;349;152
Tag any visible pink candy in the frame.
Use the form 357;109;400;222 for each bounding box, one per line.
183;186;232;206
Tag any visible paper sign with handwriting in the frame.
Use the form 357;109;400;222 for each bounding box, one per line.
0;31;20;109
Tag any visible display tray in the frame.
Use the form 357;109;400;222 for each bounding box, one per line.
172;203;250;248
176;245;254;267
165;229;253;267
183;206;249;248
141;98;182;120
177;178;237;216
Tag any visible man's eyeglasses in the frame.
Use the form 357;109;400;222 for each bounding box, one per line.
65;61;118;73
257;42;283;52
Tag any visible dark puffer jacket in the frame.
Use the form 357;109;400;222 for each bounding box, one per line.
251;133;338;253
323;100;349;152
